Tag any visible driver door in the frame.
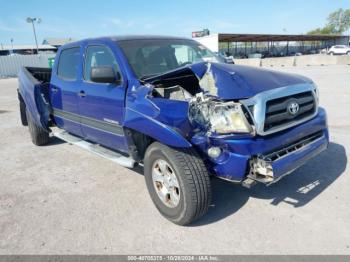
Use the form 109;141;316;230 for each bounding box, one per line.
78;44;128;153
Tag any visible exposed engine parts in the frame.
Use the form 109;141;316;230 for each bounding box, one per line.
144;62;253;135
188;93;213;130
154;85;192;101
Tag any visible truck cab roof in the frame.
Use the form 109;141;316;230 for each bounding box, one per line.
60;35;192;49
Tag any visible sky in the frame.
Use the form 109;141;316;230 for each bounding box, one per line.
1;0;350;45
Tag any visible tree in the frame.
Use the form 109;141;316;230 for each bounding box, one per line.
307;26;333;35
307;8;350;35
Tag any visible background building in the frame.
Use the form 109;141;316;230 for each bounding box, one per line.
0;44;56;56
0;38;75;56
194;33;350;58
42;38;75;48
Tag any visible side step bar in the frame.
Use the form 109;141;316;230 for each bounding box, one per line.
52;128;136;168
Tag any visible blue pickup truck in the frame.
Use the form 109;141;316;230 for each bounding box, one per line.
18;36;329;225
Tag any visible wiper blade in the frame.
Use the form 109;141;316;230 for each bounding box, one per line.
140;73;161;81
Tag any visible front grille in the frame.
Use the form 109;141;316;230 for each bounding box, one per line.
262;131;324;162
264;91;316;132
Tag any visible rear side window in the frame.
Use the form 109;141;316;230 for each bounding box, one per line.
57;47;80;80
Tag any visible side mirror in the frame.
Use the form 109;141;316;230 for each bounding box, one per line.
90;66;121;84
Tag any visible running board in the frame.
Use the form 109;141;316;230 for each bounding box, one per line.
52;128;136;168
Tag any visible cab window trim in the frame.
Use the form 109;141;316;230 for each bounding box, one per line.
56;46;81;81
82;44;123;85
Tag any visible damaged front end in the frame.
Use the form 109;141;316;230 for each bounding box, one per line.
129;62;328;187
243;130;328;188
138;62;256;137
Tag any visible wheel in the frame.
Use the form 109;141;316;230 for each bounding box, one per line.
329;52;334;56
347;51;350;55
26;109;50;146
144;142;211;226
19;98;28;126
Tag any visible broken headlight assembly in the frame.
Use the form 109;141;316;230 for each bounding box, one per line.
209;102;252;134
189;93;253;134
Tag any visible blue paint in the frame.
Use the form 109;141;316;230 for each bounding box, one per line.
193;108;328;181
18;36;329;184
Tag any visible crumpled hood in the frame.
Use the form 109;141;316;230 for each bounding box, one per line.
190;62;314;100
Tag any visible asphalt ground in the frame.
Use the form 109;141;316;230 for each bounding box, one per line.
0;65;349;254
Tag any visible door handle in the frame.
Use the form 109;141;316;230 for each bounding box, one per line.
51;87;59;93
78;90;86;97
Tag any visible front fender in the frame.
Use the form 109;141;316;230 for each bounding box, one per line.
124;107;192;148
124;84;192;148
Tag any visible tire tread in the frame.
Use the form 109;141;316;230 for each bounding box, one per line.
146;143;211;225
26;109;50;146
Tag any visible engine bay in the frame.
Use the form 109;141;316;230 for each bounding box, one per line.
142;62;254;135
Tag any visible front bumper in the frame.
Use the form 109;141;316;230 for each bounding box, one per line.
246;130;327;186
192;107;329;184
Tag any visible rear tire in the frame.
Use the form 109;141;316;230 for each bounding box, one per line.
26;109;50;146
144;142;211;226
19;96;28;126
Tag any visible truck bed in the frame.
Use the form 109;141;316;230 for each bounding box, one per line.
18;67;53;131
25;67;52;84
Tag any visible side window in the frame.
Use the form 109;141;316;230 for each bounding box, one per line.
84;45;121;82
57;47;80;80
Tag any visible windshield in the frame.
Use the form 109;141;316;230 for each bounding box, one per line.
117;39;220;78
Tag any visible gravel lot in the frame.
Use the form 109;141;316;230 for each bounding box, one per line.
0;65;349;254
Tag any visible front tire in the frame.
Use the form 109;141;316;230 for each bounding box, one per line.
144;142;211;226
26;109;50;146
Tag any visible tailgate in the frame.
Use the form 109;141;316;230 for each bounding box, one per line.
18;67;52;131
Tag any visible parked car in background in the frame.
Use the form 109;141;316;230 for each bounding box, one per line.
328;45;350;55
248;53;262;59
217;51;234;63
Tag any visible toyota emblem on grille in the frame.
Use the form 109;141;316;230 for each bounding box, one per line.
288;101;299;116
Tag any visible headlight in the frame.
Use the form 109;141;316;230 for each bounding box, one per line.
209;102;252;134
189;93;253;134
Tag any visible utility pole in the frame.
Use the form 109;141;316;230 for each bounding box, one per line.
26;17;41;54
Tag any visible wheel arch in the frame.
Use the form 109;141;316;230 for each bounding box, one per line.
18;90;28;126
124;108;192;160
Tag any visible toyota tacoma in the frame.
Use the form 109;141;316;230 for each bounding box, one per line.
18;36;329;225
